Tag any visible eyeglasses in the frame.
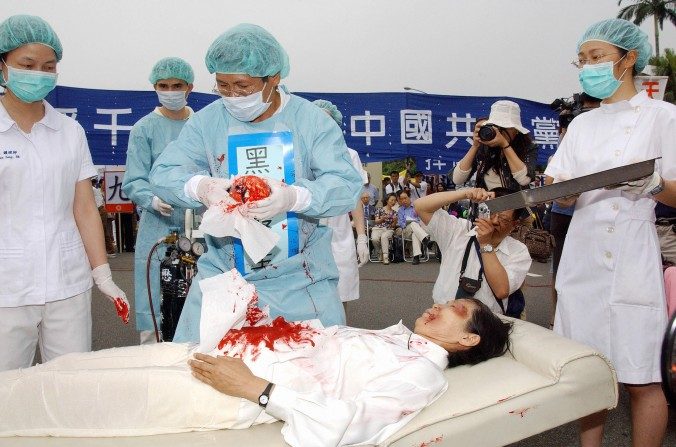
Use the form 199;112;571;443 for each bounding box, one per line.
212;82;261;97
493;213;514;224
571;52;621;69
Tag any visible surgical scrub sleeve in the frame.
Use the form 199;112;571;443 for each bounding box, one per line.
122;111;191;332
150;95;362;342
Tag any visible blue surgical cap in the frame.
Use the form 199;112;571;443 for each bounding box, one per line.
577;18;652;73
0;15;63;61
149;57;194;84
313;99;343;126
205;23;290;78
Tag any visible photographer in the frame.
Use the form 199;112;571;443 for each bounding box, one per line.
452;100;537;192
414;187;532;314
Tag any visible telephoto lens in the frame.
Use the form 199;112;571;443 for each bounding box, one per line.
478;125;497;141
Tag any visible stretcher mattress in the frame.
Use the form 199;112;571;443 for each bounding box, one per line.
2;317;617;447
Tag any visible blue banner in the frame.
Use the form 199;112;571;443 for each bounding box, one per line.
45;86;559;174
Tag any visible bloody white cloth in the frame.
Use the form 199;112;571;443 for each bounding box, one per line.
0;271;448;446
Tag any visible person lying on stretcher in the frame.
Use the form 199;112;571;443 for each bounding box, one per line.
0;270;512;447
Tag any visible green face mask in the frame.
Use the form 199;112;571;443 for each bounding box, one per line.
2;63;58;103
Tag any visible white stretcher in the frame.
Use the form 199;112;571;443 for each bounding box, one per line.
2;317;617;447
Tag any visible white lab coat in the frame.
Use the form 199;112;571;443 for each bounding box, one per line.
545;91;675;384
0;101;97;307
325;149;367;302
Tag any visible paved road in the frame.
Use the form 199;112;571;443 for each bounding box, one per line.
94;253;674;447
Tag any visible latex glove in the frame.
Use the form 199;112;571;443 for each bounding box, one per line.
356;234;369;267
247;178;297;221
92;264;130;324
197;177;233;207
607;171;662;196
151;196;173;216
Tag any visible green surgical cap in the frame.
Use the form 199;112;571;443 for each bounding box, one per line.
313;99;343;125
205;23;290;78
149;57;194;84
578;18;652;73
0;15;62;61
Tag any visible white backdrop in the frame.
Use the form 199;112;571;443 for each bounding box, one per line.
2;0;674;102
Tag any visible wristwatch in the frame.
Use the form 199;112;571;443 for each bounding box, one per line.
258;382;275;408
480;244;494;254
649;177;665;196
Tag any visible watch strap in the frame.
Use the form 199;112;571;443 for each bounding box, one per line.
258;382;274;408
480;244;494;253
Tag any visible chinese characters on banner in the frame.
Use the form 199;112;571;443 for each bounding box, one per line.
48;86;573;175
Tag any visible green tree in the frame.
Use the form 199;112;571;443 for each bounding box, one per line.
617;0;676;56
648;47;676;102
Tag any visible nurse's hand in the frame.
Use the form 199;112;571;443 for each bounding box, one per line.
92;263;130;324
151;196;173;217
197;177;233;207
607;171;662;196
247;178;298;221
356;234;369;267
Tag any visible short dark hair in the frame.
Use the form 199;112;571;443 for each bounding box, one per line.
489;187;529;221
398;190;409;199
447;298;513;368
390;170;399;176
384;193;397;203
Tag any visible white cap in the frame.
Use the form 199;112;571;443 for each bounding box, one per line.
485;100;529;134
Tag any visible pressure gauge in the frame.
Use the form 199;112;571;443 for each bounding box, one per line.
191;240;206;257
177;236;192;252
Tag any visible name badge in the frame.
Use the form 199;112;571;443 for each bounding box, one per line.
227;131;299;275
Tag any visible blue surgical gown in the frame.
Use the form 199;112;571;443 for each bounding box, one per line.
122;110;191;332
150;94;362;342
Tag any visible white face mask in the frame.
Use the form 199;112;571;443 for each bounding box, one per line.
220;82;273;122
157;90;187;111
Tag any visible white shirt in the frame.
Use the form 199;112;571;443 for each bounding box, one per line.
453;165;529;189
426;210;531;313
544;90;675;384
221;321;449;447
385;180;403;195
0;101;97;306
409;180;428;202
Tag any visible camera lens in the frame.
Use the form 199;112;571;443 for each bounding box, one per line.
478;125;497;141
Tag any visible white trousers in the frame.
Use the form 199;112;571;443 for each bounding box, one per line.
370;227;394;255
0;343;246;437
0;291;92;371
403;222;429;257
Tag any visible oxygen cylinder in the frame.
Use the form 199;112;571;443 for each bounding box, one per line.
159;248;188;342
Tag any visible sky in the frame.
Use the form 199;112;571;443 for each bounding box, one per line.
2;0;675;103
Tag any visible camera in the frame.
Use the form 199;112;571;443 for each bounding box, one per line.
478;124;499;141
477;202;491;220
550;93;600;130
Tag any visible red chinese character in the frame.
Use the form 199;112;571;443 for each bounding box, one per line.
642;81;660;98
